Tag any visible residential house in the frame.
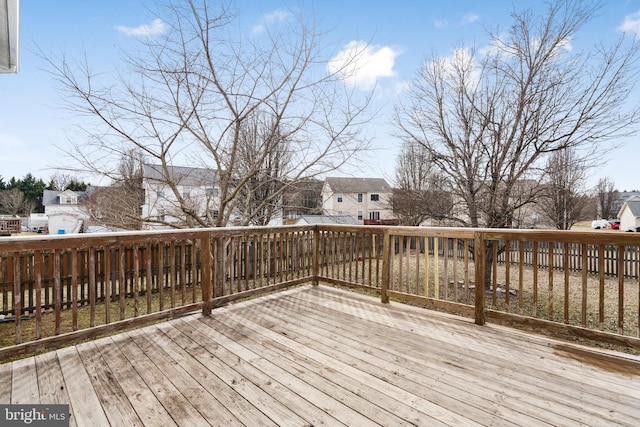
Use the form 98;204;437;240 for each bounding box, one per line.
42;188;93;234
142;164;221;229
610;191;640;220
321;177;394;224
282;179;324;224
617;195;640;231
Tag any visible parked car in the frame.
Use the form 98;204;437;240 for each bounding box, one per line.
626;226;640;232
609;220;621;230
591;219;609;229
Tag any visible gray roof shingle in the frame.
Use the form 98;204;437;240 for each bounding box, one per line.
324;177;391;193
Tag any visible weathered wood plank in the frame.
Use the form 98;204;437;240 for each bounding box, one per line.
195;314;443;426
211;309;476;426
113;332;211;427
11;356;39;404
128;328;244;426
74;340;144;427
56;346;110;426
0;361;12;404
92;336;177;426
289;286;640;424
33;352;75;427
174;316;381;427
156;321;307;426
223;295;535;426
141;324;276;427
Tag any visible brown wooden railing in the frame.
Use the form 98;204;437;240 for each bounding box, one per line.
1;225;639;359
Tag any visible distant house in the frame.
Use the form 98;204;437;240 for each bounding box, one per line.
609;191;640;219
141;164;222;229
321;177;394;224
282;179;324;223
42;188;93;234
617;195;640;231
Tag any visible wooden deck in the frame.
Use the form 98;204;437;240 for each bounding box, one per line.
1;284;639;426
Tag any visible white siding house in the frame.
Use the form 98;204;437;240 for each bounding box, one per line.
42;189;91;234
321;177;394;223
617;195;640;231
141;164;222;229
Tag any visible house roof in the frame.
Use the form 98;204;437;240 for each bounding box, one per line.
619;195;640;218
324;177;391;194
42;188;94;206
295;215;361;225
143;164;219;187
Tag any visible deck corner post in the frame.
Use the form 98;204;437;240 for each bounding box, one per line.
381;229;391;304
312;226;319;286
474;231;486;325
201;232;213;316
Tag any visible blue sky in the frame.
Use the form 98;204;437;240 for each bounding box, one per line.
2;0;640;190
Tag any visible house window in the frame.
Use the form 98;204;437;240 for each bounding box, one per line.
206;187;219;198
357;210;363;220
369;211;380;220
370;194;379;201
358;193;363;202
182;190;191;199
156;186;163;197
337;194;343;203
212;210;219;219
158;209;166;221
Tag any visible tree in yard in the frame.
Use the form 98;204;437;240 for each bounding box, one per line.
43;0;372;228
2;174;47;213
47;172;89;192
538;147;590;230
234;111;292;226
394;0;640;286
84;152;145;230
596;177;618;219
391;140;453;226
0;188;33;215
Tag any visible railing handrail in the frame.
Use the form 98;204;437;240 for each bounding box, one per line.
1;224;639;358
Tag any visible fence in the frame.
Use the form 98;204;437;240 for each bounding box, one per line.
1;225;639;359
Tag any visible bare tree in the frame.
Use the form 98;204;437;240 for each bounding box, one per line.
596;177;618;219
391;140;452;226
82;150;144;230
395;0;640;231
0;188;33;215
234;111;291;226
538;148;589;230
85;185;143;230
43;0;372;228
395;0;640;286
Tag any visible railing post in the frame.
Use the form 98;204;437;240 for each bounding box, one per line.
201;232;212;315
474;231;486;325
381;229;391;304
312;226;319;286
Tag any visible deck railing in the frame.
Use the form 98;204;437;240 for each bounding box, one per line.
1;225;639;359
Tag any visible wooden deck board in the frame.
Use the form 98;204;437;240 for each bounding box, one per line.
275;288;640;425
2;284;640;426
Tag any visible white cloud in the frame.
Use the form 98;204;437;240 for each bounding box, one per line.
619;10;640;36
460;13;479;25
252;10;293;34
116;18;166;38
433;18;448;29
328;41;401;90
